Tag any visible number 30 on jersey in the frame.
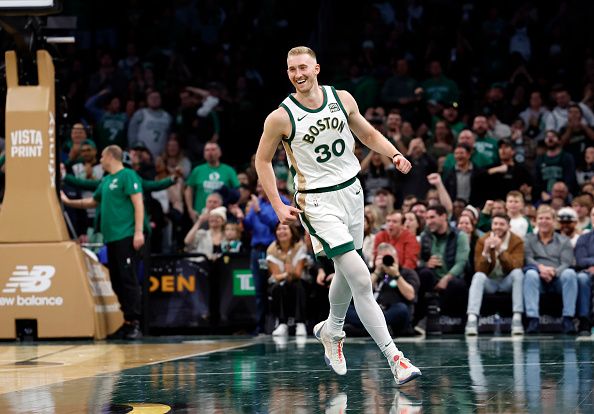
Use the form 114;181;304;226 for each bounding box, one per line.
314;138;345;163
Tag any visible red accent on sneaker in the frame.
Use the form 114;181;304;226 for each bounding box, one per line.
393;355;400;363
337;340;343;362
400;360;409;369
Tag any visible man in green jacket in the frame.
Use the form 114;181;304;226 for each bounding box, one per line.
62;145;145;340
416;204;470;334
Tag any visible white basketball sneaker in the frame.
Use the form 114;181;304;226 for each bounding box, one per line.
295;323;307;337
272;323;288;337
314;320;347;375
390;350;422;386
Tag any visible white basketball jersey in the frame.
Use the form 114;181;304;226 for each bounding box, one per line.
280;85;360;191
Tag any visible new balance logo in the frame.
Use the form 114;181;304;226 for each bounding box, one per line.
2;265;56;293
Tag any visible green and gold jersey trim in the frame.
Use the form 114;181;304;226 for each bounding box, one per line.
295;176;356;194
330;86;349;119
282;140;306;190
295;194;355;259
288;86;328;113
279;103;296;143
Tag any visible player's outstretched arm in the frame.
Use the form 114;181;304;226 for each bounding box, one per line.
255;109;302;224
337;90;412;174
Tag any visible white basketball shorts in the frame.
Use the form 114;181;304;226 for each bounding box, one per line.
294;176;364;259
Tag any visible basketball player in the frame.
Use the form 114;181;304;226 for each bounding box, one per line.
255;47;421;385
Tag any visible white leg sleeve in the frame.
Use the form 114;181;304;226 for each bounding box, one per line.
327;265;352;335
333;250;396;356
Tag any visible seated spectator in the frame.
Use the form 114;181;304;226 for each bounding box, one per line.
480;138;533;201
442;129;491;171
398;138;437;202
542;181;573;208
509;118;538;170
380;58;418;120
442;143;484;206
184;142;240;222
534;131;578;198
506;191;533;239
523;205;578;334
71;139;103;231
450;198;467;225
360;151;397;203
485;108;511;141
401;195;418;214
465;213;525;336
85;89;128;151
384;112;409;155
559;103;594;164
551;86;594;132
373;211;420;270
440;100;466;139
267;223;308;337
184;206;226;261
411;201;428;226
421;60;459;103
519;90;555;143
524;204;537;229
457;213;481;279
416;204;470;334
370;188;395;228
576;147;594;186
243;181;289;335
575;206;594;335
557;207;583;247
127;90;172;160
130;141;156;180
222;223;243;253
162;134;192;179
477;199;506;233
193;192;224;230
153;156;184;252
404;211;422;243
427;121;454;160
62;123;90;167
364;205;381;234
472;115;499;166
572;195;593;231
346;243;419;336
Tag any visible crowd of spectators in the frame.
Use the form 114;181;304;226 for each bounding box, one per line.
1;1;594;336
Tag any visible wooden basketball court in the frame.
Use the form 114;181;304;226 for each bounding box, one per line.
1;335;593;413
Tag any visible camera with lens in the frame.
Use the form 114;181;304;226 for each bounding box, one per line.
382;254;395;267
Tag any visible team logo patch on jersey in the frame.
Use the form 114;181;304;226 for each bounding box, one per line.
329;103;340;113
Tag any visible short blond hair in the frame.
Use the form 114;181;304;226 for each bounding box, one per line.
287;46;316;60
536;204;556;220
506;190;524;204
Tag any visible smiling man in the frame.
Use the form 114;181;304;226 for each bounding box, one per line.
255;46;420;386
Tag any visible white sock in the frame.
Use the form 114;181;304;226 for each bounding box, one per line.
333;250;394;353
468;314;477;323
513;312;522;322
327;267;352;335
381;341;398;361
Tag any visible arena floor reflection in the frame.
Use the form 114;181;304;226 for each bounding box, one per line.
0;335;592;413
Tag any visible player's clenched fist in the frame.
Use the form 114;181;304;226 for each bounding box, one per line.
393;153;412;174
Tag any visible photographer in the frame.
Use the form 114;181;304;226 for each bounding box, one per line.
345;243;419;336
